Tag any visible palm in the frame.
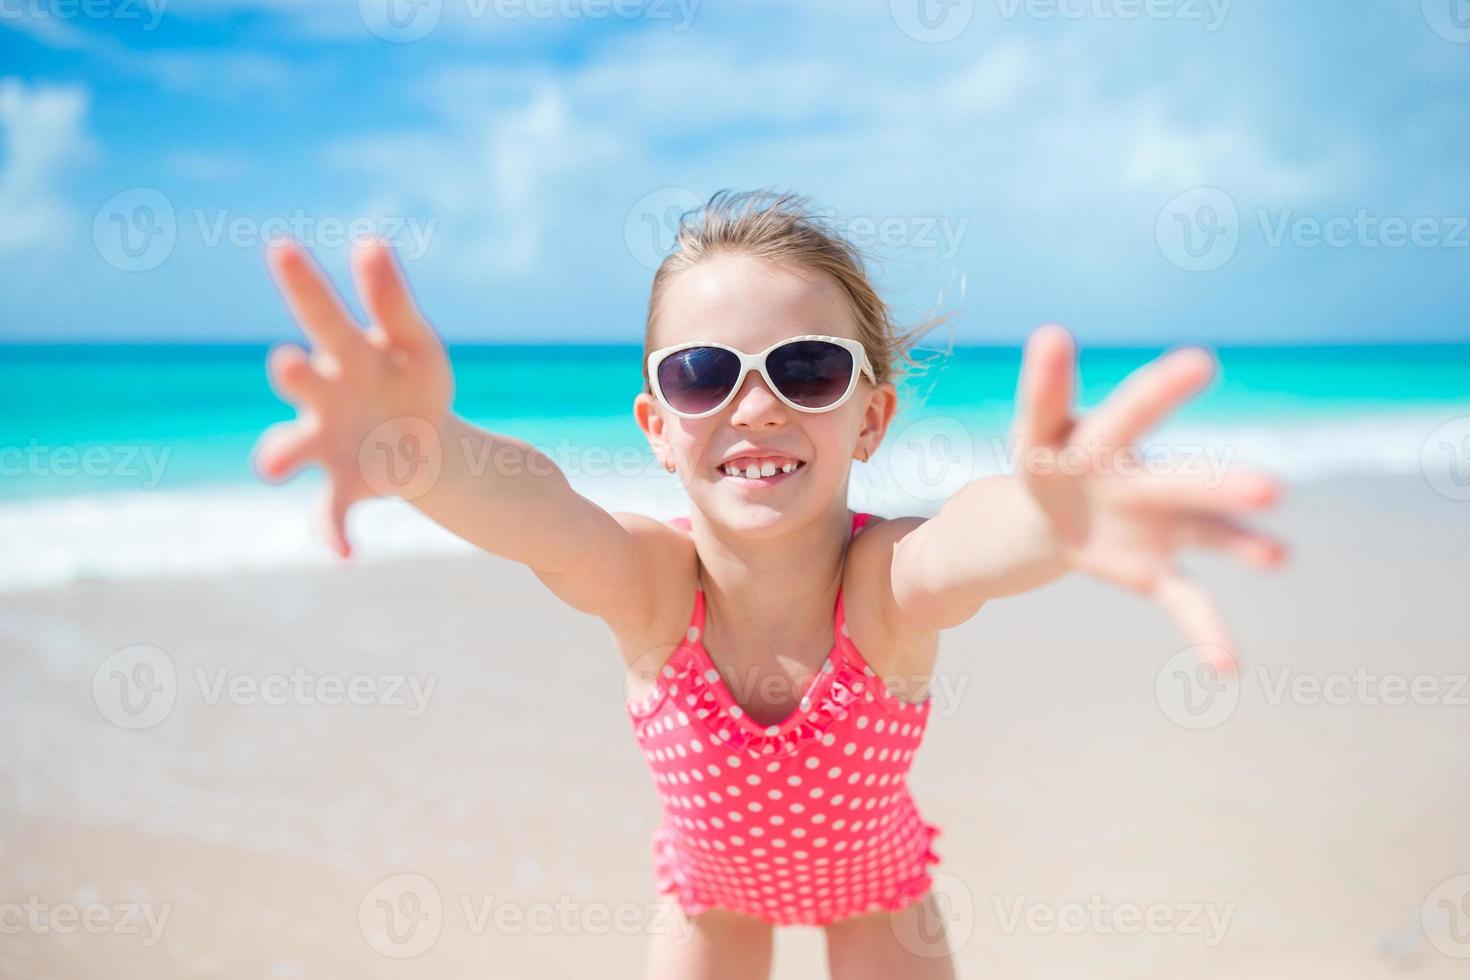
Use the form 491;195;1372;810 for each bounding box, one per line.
253;238;453;557
1010;325;1286;669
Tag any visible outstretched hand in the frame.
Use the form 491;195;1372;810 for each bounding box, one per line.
1010;325;1286;671
252;238;453;558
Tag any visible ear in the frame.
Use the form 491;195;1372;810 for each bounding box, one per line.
855;381;898;461
634;392;675;468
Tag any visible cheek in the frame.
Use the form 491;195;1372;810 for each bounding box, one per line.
667;421;716;469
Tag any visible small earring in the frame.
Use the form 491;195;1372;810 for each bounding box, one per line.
664;459;676;473
858;446;870;463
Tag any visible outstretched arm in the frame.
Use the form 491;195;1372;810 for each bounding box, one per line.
252;238;667;629
889;325;1286;667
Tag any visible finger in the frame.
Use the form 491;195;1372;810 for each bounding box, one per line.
1177;515;1288;570
1012;324;1076;451
265;239;369;365
1151;569;1239;674
316;483;355;559
266;343;330;406
1122;469;1283;515
1073;346;1215;450
253;420;319;483
351;237;436;352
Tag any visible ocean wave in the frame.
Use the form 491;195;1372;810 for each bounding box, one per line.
3;409;1466;594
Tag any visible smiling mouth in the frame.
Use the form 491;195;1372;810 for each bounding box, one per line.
716;458;807;482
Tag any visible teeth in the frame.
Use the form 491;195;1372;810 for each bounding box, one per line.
721;458;803;479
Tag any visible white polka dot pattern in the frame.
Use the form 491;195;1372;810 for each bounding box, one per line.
627;512;942;926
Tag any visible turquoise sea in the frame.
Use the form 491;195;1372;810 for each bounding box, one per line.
2;342;1468;592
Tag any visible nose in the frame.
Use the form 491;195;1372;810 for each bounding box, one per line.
727;368;787;429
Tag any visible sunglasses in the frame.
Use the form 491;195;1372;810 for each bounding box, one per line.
646;335;877;420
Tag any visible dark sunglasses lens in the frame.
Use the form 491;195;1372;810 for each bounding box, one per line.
767;341;854;408
656;347;742;415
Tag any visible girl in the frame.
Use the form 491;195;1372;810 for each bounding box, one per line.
253;190;1285;979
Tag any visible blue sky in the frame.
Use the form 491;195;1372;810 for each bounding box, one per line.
1;0;1468;345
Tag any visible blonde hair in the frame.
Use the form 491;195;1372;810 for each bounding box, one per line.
641;189;953;395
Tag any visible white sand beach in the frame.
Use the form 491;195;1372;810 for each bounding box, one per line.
2;474;1467;978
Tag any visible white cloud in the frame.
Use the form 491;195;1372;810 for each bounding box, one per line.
323;84;625;277
0;78;95;252
187;3;1359;336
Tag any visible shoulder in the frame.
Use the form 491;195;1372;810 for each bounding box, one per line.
842;513;940;680
845;513;928;624
602;511;699;664
604;511;697;604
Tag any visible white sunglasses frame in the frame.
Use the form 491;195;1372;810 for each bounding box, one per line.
646;334;878;420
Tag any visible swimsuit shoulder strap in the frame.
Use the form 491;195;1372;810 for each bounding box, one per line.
832;511;874;646
668;515;706;632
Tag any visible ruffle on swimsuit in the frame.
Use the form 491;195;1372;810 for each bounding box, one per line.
627;511;942;927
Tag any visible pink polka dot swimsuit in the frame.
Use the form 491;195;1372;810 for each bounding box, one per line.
627;511;941;926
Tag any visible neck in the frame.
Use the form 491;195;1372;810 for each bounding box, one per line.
688;504;854;642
